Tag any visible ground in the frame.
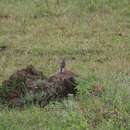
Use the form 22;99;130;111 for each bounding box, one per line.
0;0;130;130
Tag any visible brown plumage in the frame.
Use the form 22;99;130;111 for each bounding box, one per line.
59;59;66;73
58;59;77;77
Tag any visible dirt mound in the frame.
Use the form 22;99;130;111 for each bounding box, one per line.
0;65;46;107
0;65;77;108
39;71;77;107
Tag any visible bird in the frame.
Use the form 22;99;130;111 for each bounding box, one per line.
59;58;66;74
58;58;76;78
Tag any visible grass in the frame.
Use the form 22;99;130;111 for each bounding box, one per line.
0;0;130;129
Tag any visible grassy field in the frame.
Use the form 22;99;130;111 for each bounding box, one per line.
0;0;130;129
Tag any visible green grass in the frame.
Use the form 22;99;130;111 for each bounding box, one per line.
0;0;130;129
